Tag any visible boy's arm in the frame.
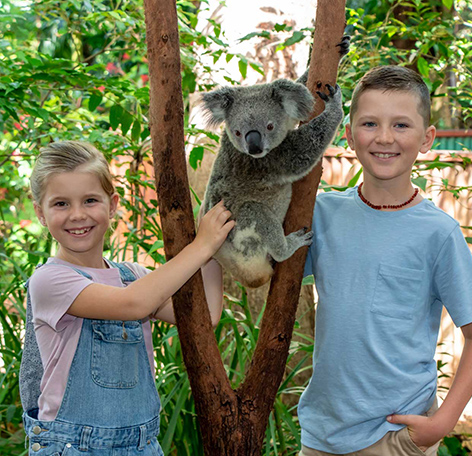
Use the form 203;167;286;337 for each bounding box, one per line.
387;322;472;451
150;258;224;327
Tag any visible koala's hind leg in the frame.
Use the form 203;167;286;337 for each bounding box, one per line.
238;202;313;263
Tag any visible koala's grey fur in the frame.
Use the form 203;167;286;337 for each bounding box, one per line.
201;76;343;288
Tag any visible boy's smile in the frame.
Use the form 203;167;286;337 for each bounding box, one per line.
346;89;436;189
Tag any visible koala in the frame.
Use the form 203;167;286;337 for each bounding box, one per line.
201;61;345;288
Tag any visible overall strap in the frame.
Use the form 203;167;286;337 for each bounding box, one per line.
107;259;138;284
20;264;95;413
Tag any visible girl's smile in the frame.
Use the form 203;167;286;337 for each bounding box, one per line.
65;226;94;236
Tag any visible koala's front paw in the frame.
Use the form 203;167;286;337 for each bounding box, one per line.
316;84;342;115
289;228;314;248
336;35;351;57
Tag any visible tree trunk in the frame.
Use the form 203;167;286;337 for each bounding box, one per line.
144;0;345;454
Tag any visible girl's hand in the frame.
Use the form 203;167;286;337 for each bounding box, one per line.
194;201;235;258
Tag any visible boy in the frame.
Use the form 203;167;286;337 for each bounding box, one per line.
299;66;472;456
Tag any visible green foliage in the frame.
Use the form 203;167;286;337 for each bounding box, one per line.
341;0;472;128
439;436;470;456
1;0;472;454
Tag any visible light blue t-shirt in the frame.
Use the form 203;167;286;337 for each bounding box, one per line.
300;187;472;454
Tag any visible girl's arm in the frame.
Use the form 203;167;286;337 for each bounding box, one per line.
149;258;223;327
67;201;233;321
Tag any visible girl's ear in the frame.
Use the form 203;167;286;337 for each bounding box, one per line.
109;193;119;218
419;125;436;154
34;202;47;226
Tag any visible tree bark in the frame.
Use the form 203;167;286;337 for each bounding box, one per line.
144;0;346;454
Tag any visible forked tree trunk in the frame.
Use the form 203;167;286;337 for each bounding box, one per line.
144;1;346;454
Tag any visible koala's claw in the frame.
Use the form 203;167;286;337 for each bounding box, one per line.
292;228;314;246
317;84;339;102
326;84;336;96
336;35;351;56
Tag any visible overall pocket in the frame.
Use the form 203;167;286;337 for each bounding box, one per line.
371;264;424;320
91;320;142;388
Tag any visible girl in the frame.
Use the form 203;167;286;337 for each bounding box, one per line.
22;141;234;456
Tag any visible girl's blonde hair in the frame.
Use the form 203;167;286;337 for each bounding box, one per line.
31;141;115;203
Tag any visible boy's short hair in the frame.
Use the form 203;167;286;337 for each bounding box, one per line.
350;65;431;127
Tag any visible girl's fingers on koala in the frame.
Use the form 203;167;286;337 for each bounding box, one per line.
217;209;232;224
221;220;236;235
209;201;225;213
204;202;227;221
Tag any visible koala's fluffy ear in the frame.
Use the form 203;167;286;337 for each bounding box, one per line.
271;79;314;121
201;87;235;128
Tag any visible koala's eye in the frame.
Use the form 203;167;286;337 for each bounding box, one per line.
267;123;274;131
235;130;241;137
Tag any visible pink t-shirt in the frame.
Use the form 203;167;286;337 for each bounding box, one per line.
28;258;155;421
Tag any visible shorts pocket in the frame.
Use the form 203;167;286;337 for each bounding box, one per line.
403;427;427;455
91;320;142;388
371;264;424;320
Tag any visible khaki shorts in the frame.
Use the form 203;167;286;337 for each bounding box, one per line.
299;400;439;456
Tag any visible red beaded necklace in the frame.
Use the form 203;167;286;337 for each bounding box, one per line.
357;182;419;210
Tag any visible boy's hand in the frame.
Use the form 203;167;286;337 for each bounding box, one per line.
387;413;449;451
194;201;235;258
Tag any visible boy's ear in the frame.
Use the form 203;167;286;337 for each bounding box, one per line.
419;125;436;154
345;124;355;150
33;202;47;226
109;193;119;218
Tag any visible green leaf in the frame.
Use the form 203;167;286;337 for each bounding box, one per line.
182;71;197;93
441;0;453;9
148;240;164;254
189;146;204;170
141;127;150;141
131;120;141;143
238;31;271;42
274;23;288;32
302;275;314;286
88;92;102;111
466;237;472;245
120;110;134;136
411;176;428;191
283;31;305;48
6;404;16;423
347;167;363;187
249;62;264;76
417;57;430;77
110;104;123;130
238;58;248;79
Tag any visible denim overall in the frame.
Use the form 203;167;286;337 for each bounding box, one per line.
21;261;163;456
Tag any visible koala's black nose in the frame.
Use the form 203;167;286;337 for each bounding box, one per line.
245;130;262;155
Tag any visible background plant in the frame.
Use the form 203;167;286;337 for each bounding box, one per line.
1;0;471;454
